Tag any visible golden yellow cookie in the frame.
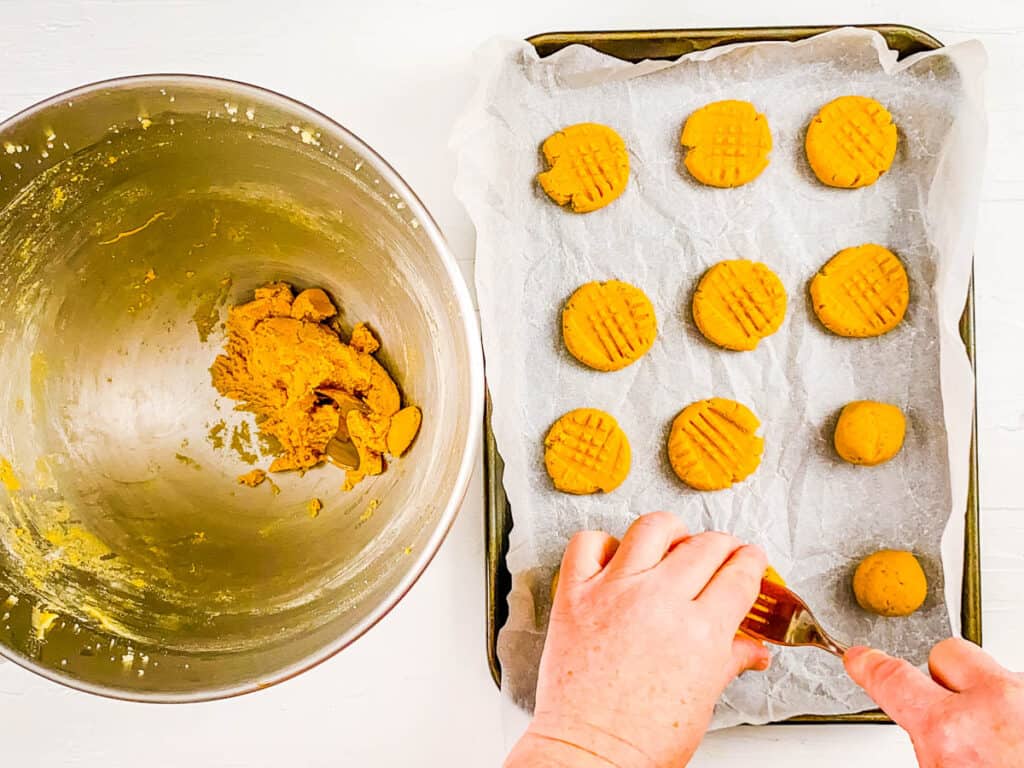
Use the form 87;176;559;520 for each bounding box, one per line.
562;280;657;371
692;260;786;351
810;244;909;337
680;100;772;188
834;401;906;466
537;123;629;213
544;408;631;494
667;398;764;491
806;96;897;188
853;550;927;617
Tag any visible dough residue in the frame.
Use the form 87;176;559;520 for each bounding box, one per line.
211;283;418;489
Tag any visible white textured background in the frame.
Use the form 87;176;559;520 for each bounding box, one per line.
0;2;1020;766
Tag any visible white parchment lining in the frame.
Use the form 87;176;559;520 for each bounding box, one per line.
453;28;986;726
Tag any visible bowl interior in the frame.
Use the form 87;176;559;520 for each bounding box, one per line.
0;78;478;698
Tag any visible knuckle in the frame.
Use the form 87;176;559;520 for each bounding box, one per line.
632;512;671;531
695;531;739;552
566;530;595;551
870;656;912;686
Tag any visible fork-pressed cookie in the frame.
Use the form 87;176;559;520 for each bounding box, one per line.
544;408;631;494
805;96;898;188
680;100;772;188
810;244;909;338
562;280;657;371
667;398;764;491
692;260;786;351
537;123;630;213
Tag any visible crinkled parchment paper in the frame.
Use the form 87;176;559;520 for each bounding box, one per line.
453;28;986;726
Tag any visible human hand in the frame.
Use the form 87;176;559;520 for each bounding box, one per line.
505;512;769;768
846;639;1024;767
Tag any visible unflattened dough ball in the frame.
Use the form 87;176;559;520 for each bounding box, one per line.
537;123;629;213
544;408;631;495
805;96;897;188
810;244;909;338
853;550;927;617
693;259;786;351
562;280;657;371
681;100;772;188
667;398;764;491
834;401;906;466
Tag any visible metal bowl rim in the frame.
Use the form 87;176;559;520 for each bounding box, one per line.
0;72;484;703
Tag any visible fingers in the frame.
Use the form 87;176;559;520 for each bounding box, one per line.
603;511;688;578
928;637;1007;692
662;531;745;597
560;531;619;586
844;646;947;728
729;635;771;678
696;544;768;629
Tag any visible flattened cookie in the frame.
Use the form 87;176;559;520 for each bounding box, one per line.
810;244;909;338
562;280;657;371
681;100;772;188
692;260;786;351
537;123;629;213
806;96;897;188
668;398;763;491
544;408;630;494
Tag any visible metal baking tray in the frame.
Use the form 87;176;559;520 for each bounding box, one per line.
484;24;982;725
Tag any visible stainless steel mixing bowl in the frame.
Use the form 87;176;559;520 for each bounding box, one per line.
0;76;482;700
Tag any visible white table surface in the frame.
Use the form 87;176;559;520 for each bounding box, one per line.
0;2;1021;766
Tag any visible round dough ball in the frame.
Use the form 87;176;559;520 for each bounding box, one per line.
544;408;631;494
562;280;657;371
853;550;927;617
834;401;906;466
693;259;786;351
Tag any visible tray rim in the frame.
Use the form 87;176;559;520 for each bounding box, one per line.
484;23;981;727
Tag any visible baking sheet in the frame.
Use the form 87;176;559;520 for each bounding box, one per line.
454;27;986;726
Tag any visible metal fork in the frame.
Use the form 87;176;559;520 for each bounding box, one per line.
740;578;850;657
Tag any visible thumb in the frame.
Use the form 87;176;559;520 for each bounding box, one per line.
844;646;948;729
928;637;1008;692
729;635;771;678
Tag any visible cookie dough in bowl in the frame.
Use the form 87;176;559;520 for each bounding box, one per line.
0;76;482;701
